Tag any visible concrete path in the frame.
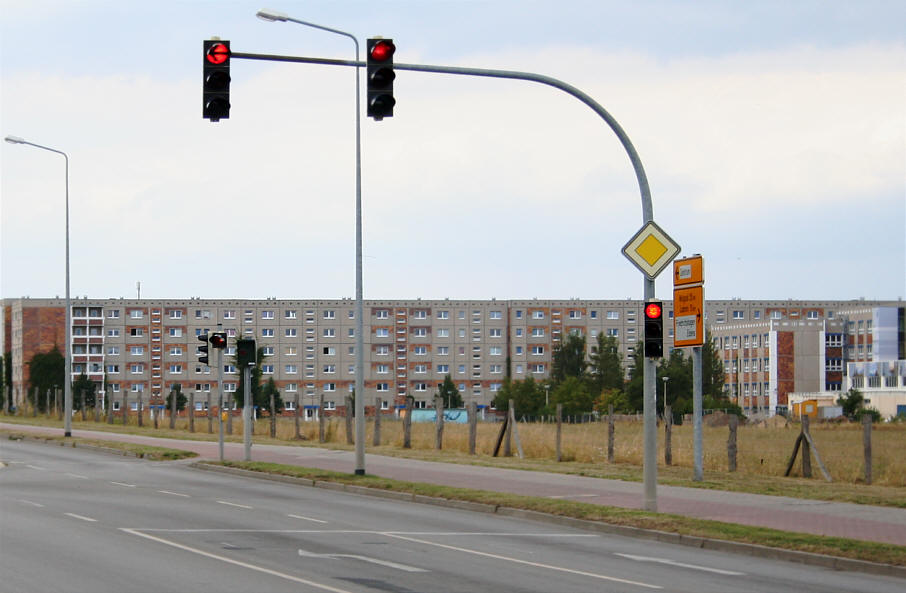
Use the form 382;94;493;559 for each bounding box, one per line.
3;422;904;547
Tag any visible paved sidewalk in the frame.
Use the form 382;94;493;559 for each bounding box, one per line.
3;422;905;547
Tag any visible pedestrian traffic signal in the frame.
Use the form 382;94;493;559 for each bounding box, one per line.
366;38;395;120
236;338;256;367
644;301;664;358
203;40;231;122
197;333;210;365
210;332;228;350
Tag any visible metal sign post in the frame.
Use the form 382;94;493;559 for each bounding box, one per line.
673;255;705;482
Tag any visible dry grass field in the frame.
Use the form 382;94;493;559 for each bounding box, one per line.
262;415;905;488
6;411;904;489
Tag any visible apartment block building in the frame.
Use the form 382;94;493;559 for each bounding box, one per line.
3;297;901;414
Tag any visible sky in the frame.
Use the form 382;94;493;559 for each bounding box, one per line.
1;0;904;303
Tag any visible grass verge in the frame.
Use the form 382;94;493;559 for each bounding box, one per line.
218;459;906;567
4;431;197;461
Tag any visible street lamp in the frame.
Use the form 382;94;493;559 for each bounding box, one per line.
256;9;367;475
5;134;72;437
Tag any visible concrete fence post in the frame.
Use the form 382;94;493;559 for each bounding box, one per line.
862;414;872;485
727;414;738;472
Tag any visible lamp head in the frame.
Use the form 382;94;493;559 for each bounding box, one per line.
256;8;289;22
4;135;26;144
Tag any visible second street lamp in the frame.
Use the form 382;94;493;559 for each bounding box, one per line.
4;135;73;438
255;8;367;475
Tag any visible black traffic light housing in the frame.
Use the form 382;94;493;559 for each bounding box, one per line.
236;338;256;368
197;333;210;365
644;301;664;358
209;332;228;350
203;40;231;122
366;38;396;120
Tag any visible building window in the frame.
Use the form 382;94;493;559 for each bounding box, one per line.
733;311;744;320
606;311;619;320
224;310;236;319
489;311;503;320
532;311;545;319
323;328;335;338
489;328;502;338
437;310;449;320
262;365;274;374
285;310;297;319
285;328;297;337
375;310;389;319
531;328;545;337
323;310;336;319
437;328;450;338
286;365;298;374
489;346;502;356
414;346;428;355
569;310;581;319
262;310;275;319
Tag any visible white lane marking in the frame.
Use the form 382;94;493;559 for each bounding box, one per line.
65;473;89;479
217;500;253;509
298;548;426;573
158;490;190;497
548;494;599;499
288;514;328;524
383;533;661;589
65;513;97;522
615;553;745;576
19;499;45;508
119;529;356;593
26;464;46;470
110;481;136;488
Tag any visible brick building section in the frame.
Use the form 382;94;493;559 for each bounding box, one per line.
775;331;795;408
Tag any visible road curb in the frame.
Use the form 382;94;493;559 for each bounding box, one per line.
8;433;143;458
189;462;905;579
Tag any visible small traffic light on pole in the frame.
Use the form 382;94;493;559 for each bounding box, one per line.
209;332;228;350
644;301;664;358
366;38;396;120
197;333;210;365
203;40;231;122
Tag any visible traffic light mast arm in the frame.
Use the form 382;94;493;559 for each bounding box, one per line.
228;51;652;226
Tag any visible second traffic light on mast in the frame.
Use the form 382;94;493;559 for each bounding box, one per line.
203;39;231;122
366;38;396;120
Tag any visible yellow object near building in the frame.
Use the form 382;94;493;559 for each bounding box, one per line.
792;400;818;419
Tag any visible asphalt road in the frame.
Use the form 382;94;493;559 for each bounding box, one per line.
1;439;901;593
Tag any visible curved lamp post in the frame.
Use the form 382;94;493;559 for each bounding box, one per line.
255;9;366;475
5;134;72;437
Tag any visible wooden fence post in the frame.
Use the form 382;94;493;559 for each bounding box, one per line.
863;414;872;485
80;389;86;421
607;404;615;463
46;389;52;418
294;392;301;440
107;392;114;424
373;397;382;446
503;400;514;457
153;398;159;429
555;403;563;462
188;393;195;433
319;393;326;443
801;415;812;478
344;396;354;444
269;393;276;438
122;395;129;426
435;396;444;450
227;395;233;436
468;401;477;455
169;388;177;429
727;414;737;472
137;393;143;428
403;395;413;449
207;392;213;434
665;404;673;466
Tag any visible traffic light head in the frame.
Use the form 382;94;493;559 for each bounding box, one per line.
209;332;227;350
644;301;664;358
197;333;210;365
203;40;231;122
367;38;396;120
236;338;257;368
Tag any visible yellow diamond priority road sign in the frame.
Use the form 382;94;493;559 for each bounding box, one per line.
622;221;680;279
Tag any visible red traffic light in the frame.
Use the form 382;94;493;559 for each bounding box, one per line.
209;332;227;349
369;40;395;62
206;43;230;65
645;302;663;319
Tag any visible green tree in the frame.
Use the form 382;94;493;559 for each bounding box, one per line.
550;333;587;385
436;374;462;408
28;347;65;412
72;372;97;409
551;376;595;416
588;334;623;397
836;388;865;419
165;384;187;412
701;331;726;398
261;377;284;414
492;376;546;417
